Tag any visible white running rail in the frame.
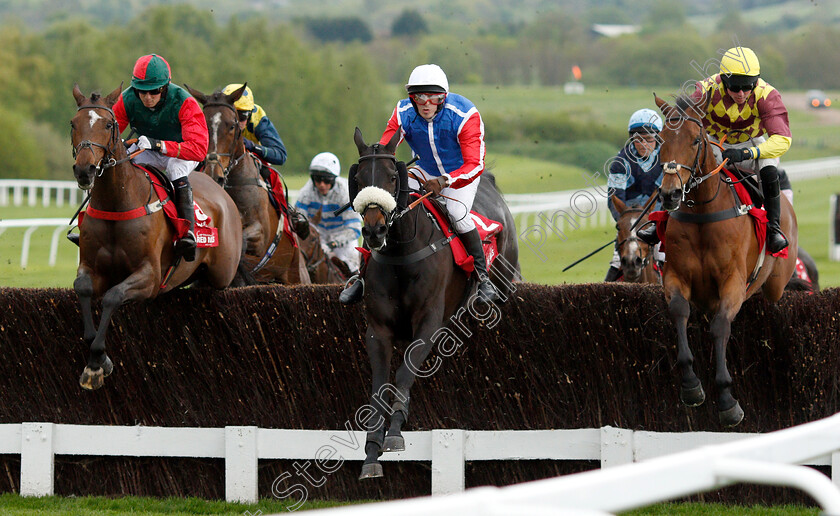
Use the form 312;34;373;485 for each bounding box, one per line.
0;219;72;267
298;413;840;515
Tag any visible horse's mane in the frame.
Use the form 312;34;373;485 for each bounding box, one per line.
90;92;102;103
673;94;706;119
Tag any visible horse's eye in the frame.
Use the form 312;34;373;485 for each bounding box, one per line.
105;122;114;129
390;175;397;183
615;224;619;230
693;136;701;145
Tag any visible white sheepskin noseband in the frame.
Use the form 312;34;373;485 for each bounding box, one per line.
353;186;397;214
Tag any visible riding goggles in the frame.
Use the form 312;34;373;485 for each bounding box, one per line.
137;87;164;96
723;81;756;93
310;174;335;186
410;93;447;106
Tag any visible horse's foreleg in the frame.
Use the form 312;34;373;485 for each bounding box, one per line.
79;264;157;390
386;317;443;452
360;325;393;480
669;291;705;407
711;290;746;427
73;270;97;344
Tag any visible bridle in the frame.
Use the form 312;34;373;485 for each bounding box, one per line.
72;104;122;176
202;101;244;187
615;207;652;271
357;145;408;228
662;115;728;206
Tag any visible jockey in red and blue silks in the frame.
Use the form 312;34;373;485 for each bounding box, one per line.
338;64;498;305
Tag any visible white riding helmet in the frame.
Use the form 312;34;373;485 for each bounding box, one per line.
627;108;663;134
405;64;449;94
309;152;341;177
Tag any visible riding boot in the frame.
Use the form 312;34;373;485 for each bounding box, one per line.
604;265;622;282
637;223;660;246
458;228;499;304
173;176;197;262
760;166;789;254
340;260;367;305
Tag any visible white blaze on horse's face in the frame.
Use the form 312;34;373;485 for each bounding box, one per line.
210;112;222;149
87;110;103;128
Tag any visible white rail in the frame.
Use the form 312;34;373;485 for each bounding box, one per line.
0;219;72;268
3;421;840;507
300;413;840;515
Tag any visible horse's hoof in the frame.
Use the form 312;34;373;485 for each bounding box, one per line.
719;402;745;428
382;435;405;453
680;383;706;407
358;463;383;480
79;367;106;390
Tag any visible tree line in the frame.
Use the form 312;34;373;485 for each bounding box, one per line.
2;3;838;180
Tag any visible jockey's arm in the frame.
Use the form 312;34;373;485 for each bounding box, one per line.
167;97;209;161
251;115;288;166
445;111;485;189
379;106;404;147
113;96;130;134
754;90;793;160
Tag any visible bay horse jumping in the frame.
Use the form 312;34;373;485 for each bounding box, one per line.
298;213;353;284
350;128;520;479
653;94;798;427
71;84;243;390
185;84;309;284
611;192;660;283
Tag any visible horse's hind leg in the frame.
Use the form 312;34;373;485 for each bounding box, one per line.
360;326;393;480
711;289;746;427
669;291;705;407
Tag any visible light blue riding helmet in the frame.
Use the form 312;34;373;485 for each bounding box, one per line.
627;108;663;134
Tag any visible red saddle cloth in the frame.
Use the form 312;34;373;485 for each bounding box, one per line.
79;177;218;248
649;168;788;259
420;197;503;274
259;157;297;248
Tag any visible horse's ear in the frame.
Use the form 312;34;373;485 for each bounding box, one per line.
354;127;366;155
104;83;122;107
385;129;400;155
224;83;247;105
611;194;627;214
654;93;669;112
72;83;86;107
184;84;207;105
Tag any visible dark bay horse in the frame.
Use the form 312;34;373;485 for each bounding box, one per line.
185;84;309;284
71;84;243;390
611;193;660;283
654;94;797;427
350;127;520;479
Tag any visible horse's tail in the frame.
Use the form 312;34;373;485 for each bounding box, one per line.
785;276;816;293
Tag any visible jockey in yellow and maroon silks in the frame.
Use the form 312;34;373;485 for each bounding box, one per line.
638;46;791;253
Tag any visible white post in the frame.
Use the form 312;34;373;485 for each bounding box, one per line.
20;423;54;497
431;429;465;495
832;451;840;488
225;426;258;503
600;426;633;468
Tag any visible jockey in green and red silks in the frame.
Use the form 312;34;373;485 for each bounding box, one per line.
112;54;209;261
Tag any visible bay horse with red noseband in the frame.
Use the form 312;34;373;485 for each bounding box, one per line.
71;84;243;390
185;84;309;284
654;94;797;427
350;127;520;479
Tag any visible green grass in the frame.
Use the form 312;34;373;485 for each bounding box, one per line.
0;492;356;514
0;493;821;515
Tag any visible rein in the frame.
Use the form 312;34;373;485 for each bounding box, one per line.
663;116;729;206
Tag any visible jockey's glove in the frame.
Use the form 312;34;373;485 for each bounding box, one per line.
138;135;165;153
423;176;448;196
244;139;263;157
721;147;753;163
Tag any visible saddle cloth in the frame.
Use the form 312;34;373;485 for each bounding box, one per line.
420;195;503;274
649;168;788;259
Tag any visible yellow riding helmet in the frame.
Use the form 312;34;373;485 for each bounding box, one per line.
222;83;255;112
719;47;760;78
